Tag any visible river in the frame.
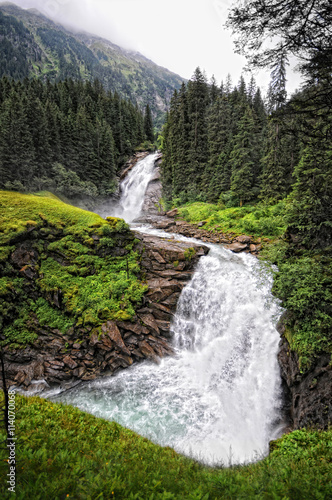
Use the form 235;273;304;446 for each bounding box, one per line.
52;153;284;466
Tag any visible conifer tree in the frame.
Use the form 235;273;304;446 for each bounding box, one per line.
260;117;287;202
287;125;332;249
0;90;35;187
186;67;209;196
144;103;154;143
229;105;257;205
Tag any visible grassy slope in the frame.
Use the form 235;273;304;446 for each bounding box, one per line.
177;201;287;240
0;190;146;347
0;394;331;499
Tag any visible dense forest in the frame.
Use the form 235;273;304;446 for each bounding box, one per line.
0;77;154;199
161;69;295;205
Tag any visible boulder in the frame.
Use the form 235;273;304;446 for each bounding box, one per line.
226;242;248;253
166;208;178;218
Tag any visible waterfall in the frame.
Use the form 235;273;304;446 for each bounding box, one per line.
51;153;284;466
111;153;159;222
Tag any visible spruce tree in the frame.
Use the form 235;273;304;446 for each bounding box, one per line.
287;125;332;249
229;105;257;206
0;90;35;187
144;103;154;143
186;67;209;197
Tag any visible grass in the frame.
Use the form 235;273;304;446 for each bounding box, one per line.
0;393;331;499
177;201;287;239
0;191;147;347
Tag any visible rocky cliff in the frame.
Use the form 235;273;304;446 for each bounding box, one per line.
277;313;331;430
2;223;208;393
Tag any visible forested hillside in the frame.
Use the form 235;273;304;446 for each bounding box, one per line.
161;69;297;206
0;3;184;128
161;0;332;372
0;77;153;199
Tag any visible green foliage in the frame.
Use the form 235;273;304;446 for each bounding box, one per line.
272;254;332;368
0;191;146;347
0;394;331;499
161;70;279;207
144;103;154;142
178;201;287;238
0;77;146;200
286;129;332;250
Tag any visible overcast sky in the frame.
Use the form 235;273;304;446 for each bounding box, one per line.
9;0;302;95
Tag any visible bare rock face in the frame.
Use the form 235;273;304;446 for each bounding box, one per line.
3;232;208;392
277;313;332;429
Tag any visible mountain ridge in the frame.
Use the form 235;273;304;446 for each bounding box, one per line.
0;2;185;127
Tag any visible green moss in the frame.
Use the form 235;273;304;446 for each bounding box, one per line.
184;247;196;261
0;191;147;347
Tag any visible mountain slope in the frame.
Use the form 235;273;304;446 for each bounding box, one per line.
0;2;184;127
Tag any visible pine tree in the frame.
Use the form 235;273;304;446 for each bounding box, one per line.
205;95;232;201
0;90;35;187
287;124;332;249
186;67;209;197
229;105;257;205
144;103;154;143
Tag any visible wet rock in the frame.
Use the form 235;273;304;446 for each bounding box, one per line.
139;341;158;361
141;165;165;215
89;333;100;347
236;235;252;244
63;355;78;370
119;152;150;180
11;246;38;268
148;303;173;321
166;208;179;218
226;242;248;253
102;321;131;356
73;366;87;378
137;313;160;335
118;321;149;336
277;313;332;429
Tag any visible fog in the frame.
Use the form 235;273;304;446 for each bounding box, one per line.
6;0;303;94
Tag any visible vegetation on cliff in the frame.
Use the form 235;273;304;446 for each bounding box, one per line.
0;393;331;498
0;190;146;349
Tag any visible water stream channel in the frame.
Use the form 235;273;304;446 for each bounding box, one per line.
52;153;284;466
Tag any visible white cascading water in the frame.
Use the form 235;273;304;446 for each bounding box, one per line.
111;153;159;222
52;153;284;466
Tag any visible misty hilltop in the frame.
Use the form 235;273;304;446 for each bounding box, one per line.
0;2;184;127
